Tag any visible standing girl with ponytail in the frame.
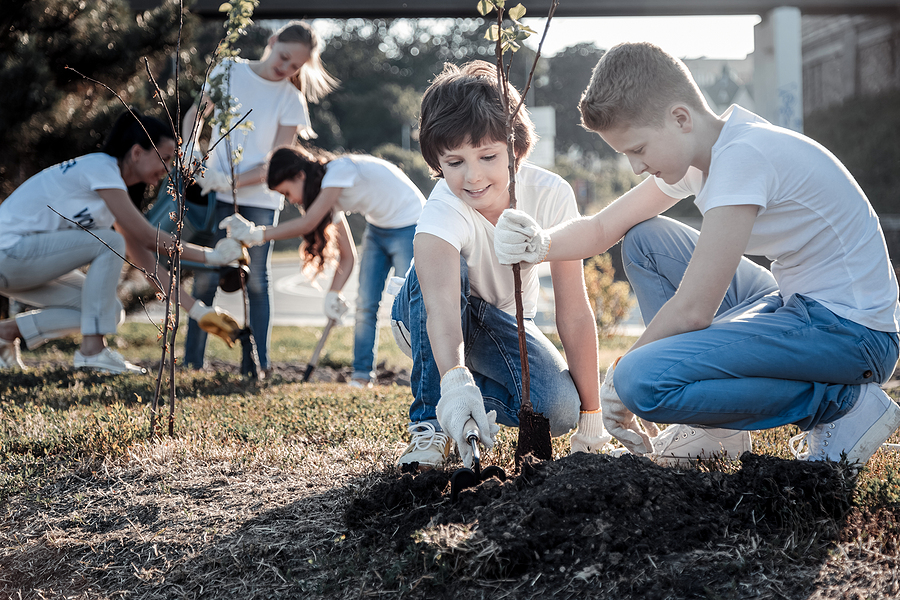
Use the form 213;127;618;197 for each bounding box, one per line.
182;20;337;376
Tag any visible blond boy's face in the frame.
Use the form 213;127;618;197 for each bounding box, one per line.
437;139;511;221
599;116;693;185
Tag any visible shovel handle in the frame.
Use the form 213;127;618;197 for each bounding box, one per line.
463;417;481;473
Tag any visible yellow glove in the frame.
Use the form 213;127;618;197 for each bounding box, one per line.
188;301;240;348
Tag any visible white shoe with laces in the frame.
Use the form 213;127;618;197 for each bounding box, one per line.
74;347;147;375
790;383;900;467
397;422;451;470
651;424;752;466
0;336;26;370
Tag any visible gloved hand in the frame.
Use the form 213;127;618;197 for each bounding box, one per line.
323;291;350;323
196;164;231;196
219;214;266;247
570;411;613;454
188;301;240;348
204;238;244;266
436;366;501;468
494;208;552;266
601;358;654;455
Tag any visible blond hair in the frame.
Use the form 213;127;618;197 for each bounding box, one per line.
275;21;339;103
578;42;708;132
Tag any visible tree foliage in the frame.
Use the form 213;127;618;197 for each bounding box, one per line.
0;0;184;197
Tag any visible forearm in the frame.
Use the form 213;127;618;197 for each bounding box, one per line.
426;315;466;376
557;305;601;412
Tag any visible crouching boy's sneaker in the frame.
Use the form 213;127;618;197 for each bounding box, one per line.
397;422;451;470
651;425;752;466
74;348;147;375
790;383;900;468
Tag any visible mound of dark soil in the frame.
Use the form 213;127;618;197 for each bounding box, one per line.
345;452;858;599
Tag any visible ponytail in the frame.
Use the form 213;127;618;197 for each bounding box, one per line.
275;20;339;103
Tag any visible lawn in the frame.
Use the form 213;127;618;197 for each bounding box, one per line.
1;323;899;599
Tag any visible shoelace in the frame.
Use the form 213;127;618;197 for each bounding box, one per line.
789;423;834;460
408;422;450;450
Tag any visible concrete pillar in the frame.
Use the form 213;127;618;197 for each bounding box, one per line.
753;6;804;132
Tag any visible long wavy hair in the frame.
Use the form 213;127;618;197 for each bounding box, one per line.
267;145;338;282
274;21;339;103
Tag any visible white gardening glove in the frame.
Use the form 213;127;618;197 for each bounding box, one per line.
219;214;266;247
436;366;501;468
494;208;552;266
570;411;613;454
323;291;350;323
601;358;654;455
203;238;244;266
196;163;231;196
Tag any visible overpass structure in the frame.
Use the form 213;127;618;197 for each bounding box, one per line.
130;1;900;132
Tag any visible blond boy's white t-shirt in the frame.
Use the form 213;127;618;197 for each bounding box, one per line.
321;155;425;229
414;162;579;318
655;104;900;332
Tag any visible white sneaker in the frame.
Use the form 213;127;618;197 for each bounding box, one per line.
651;425;752;466
74;348;147;375
397;422;451;470
0;337;26;370
790;383;900;467
348;378;374;389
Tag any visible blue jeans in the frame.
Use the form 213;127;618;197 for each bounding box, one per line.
391;257;581;436
184;199;278;370
352;223;416;382
614;216;900;431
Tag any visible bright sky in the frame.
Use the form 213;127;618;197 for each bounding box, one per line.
524;15;762;59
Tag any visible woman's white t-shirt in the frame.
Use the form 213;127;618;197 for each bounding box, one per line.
0;153;126;250
655;105;900;332
415;162;579;319
206;59;310;211
322;155;425;229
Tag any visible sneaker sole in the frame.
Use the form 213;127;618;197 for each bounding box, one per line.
847;400;900;466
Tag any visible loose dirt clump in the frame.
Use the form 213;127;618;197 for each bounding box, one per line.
344;452;873;599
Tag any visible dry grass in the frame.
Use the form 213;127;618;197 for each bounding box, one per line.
2;324;900;599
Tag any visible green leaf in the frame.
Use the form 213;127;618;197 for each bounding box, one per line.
218;2;231;12
485;23;500;42
520;24;538;34
476;0;494;16
508;3;526;20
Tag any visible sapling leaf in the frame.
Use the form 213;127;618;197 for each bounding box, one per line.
477;0;494;16
508;3;526;20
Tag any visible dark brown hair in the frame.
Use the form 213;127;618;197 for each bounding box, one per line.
267;145;338;280
419;60;535;178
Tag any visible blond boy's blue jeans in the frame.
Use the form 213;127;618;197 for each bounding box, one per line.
614;216;899;432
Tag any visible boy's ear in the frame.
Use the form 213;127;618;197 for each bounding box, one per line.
671;105;693;133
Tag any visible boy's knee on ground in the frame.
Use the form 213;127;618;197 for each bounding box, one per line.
614;353;661;421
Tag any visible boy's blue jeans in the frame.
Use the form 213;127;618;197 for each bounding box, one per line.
184;199;278;370
351;223;415;382
391;257;580;436
614;216;900;432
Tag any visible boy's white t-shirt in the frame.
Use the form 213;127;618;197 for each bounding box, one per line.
206;59;310;211
0;153;125;250
322;155;426;229
655;104;900;332
415;162;579;318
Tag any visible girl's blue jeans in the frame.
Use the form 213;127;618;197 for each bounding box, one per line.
391;257;581;436
351;223;416;382
614;216;899;431
184;199;278;370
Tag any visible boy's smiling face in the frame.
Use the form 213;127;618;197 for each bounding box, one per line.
599;108;695;184
438;139;511;222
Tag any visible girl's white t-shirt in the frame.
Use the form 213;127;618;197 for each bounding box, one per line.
655;104;900;332
415;162;579;318
322;155;425;229
206;59;310;211
0;153;125;250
